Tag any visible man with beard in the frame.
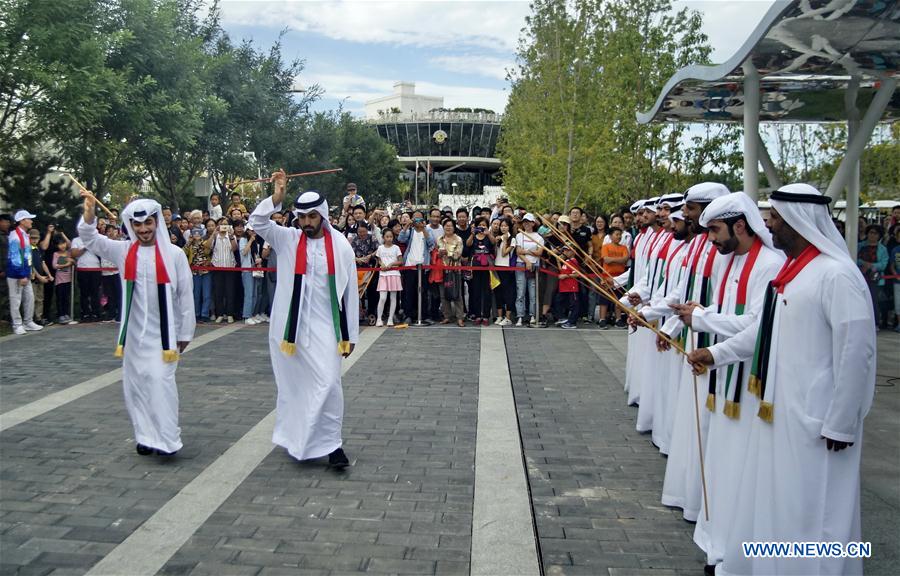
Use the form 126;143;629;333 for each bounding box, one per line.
632;209;691;454
689;184;875;576
624;193;682;433
248;169;359;469
78;193;195;456
669;192;784;573
614;198;654;405
655;182;729;522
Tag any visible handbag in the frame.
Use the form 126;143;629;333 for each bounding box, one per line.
443;270;460;300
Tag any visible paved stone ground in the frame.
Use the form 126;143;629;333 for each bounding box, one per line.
0;323;897;575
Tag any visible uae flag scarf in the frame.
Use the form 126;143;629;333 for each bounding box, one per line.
280;228;351;356
749;244;820;422
115;241;179;362
705;236;763;418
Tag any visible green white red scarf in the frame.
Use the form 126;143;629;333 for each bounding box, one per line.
705;237;763;418
116;242;179;362
281;228;350;356
749;244;820;423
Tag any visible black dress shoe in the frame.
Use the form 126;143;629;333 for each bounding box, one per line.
136;444;154;456
704;564;716;575
328;447;350;469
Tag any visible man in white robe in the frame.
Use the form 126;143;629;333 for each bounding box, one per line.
656;181;729;521
691;183;876;575
78;192;195;456
616;199;650;401
670;192;784;571
621;197;663;406
637;210;691;454
626;193;682;435
249;170;359;469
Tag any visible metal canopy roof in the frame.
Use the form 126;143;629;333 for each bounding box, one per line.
637;0;900;124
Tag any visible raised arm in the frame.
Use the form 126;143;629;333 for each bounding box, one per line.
247;170;296;252
78;191;129;263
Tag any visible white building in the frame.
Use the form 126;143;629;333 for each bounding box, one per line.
365;82;443;120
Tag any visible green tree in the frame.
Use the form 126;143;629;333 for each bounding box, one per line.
500;0;710;213
0;151;79;232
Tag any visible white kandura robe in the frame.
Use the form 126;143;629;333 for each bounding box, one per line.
688;243;784;566
77;220;195;453
659;233;725;521
715;256;875;576
249;198;359;461
618;226;663;406
640;238;691;454
631;230;678;434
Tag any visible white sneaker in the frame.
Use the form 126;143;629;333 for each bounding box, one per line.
493;317;501;325
13;325;26;335
253;314;264;322
375;320;384;327
387;320;394;326
244;317;258;325
260;314;269;322
515;318;523;327
226;316;235;324
499;318;512;326
24;321;44;331
214;316;224;323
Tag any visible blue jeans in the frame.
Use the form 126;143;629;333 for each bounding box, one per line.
515;270;536;320
241;271;255;319
252;276;268;316
192;273;212;319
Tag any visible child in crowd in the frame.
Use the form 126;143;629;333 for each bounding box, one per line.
52;237;75;323
375;229;402;327
600;227;630;328
554;244;580;329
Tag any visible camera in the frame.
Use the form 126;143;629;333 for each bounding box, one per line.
474;226;485;233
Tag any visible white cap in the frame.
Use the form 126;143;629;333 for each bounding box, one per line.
684;182;730;203
14;210;36;222
523;213;536;222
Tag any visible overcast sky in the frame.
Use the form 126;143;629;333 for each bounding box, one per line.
219;0;777;115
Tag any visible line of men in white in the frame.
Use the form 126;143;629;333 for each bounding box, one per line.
617;181;876;575
74;176;874;574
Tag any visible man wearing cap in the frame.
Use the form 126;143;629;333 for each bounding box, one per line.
625;194;682;433
78;192;195;456
619;196;663;406
656;182;729;522
248;169;359;469
6;210;44;334
631;207;690;454
670;191;784;572
691;184;875;576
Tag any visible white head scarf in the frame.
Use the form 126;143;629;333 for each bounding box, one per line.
658;193;684;210
629;200;644;214
121;198;165;245
643;196;660;213
684;182;730;203
699;191;774;249
669;210;685;222
293;191;332;229
769;183;852;266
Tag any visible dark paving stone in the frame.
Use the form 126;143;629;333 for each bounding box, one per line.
160;328;479;575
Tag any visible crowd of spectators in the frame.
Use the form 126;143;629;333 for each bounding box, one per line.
3;190;899;333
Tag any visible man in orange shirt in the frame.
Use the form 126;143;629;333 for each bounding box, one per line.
599;228;630;328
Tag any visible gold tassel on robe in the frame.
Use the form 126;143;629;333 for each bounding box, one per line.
280;341;297;355
705;393;716;412
162;350;180;363
337;340;352;355
114;345;124;358
748;375;761;397
723;400;740;419
757;401;774;423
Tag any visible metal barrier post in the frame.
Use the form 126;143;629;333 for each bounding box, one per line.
415;264;423;326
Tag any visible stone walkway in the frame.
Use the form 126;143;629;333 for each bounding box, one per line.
0;323;897;575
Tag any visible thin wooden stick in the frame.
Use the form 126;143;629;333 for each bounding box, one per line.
229;168;344;188
689;329;711;522
65;174;117;221
358;270;375;298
